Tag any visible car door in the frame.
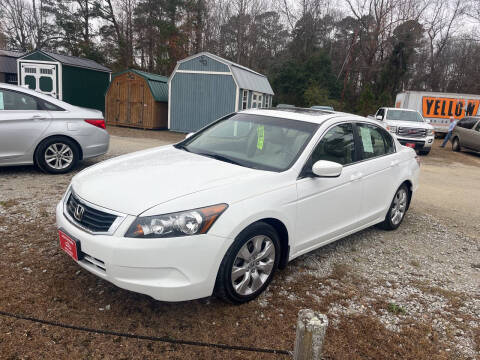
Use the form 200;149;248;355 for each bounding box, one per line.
0;88;52;164
295;122;363;253
471;120;480;151
353;122;399;224
462;118;479;149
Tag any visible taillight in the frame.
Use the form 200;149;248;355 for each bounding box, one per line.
85;119;106;129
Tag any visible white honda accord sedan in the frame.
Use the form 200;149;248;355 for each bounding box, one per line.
56;108;420;303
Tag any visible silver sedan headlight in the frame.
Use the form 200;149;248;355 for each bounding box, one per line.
125;204;228;238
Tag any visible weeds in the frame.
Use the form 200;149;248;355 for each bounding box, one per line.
388;303;406;315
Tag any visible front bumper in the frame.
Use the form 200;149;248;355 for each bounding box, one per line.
397;135;434;150
56;201;230;302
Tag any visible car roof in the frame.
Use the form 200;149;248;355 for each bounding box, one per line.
0;83;76;110
241;107;369;125
383;107;419;113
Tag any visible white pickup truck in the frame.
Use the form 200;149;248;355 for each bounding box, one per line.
369;107;435;155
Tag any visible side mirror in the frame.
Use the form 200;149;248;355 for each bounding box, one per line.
425;119;431;124
376;115;383;121
312;160;343;177
185;132;194;139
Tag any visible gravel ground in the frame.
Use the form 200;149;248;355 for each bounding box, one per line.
0;127;479;359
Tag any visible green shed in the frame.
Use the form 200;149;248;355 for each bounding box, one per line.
17;50;111;112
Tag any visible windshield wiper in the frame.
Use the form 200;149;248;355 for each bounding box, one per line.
196;152;242;166
174;143;190;152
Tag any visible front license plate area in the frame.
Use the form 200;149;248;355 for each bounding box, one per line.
405;143;415;148
59;230;82;261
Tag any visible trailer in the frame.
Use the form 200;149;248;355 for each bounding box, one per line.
395;91;480;133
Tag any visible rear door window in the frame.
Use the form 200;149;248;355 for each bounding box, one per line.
357;123;395;159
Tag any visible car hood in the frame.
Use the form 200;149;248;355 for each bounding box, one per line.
384;119;433;129
71;146;259;215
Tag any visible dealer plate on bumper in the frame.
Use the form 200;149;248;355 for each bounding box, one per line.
59;230;81;261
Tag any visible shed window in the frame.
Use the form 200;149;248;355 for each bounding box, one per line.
251;92;263;108
25;67;36;74
242;90;248;110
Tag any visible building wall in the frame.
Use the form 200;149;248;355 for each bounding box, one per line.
178;55;230;72
170;73;237;132
62;65;110;112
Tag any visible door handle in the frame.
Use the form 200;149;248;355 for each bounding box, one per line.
390;160;400;167
350;172;363;181
31;114;46;120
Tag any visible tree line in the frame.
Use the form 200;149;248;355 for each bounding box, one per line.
1;0;480;114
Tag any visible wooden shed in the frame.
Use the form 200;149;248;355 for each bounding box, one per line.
17;50;111;112
105;69;168;129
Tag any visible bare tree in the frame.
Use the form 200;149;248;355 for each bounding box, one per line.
421;0;466;90
0;0;33;50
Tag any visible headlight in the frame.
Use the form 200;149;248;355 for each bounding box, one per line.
125;204;228;238
427;129;434;136
386;125;397;133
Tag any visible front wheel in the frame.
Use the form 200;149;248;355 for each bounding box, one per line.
378;185;409;230
452;137;461;152
35;137;79;174
214;222;280;304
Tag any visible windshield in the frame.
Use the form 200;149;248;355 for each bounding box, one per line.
177;114;318;172
386;110;424;122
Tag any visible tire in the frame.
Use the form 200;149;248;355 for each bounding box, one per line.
452;137;461;152
35;136;80;174
378;184;409;231
419;148;430;155
214;222;281;304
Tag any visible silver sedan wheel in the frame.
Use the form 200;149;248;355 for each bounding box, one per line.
231;235;275;296
44;143;74;170
391;188;407;225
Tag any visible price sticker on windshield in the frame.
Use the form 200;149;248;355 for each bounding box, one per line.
257;125;265;150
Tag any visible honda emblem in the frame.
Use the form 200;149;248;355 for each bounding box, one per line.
74;204;85;221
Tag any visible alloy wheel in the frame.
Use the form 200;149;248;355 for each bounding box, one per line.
391;188;407;225
44;143;74;170
231;235;275;296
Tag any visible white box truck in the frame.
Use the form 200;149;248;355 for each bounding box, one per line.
395;91;480;134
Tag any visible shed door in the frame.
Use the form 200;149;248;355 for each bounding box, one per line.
20;64;57;98
128;78;145;127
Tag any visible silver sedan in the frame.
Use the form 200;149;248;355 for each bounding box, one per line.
0;83;109;174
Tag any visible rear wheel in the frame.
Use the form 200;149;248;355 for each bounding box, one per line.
214;222;280;304
452;137;461;152
35;137;79;174
378;184;409;230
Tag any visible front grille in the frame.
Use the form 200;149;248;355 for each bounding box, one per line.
66;193;117;233
397;127;427;138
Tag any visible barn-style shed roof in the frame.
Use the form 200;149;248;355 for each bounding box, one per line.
112;69;169;102
176;52;274;95
19;50;111;72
